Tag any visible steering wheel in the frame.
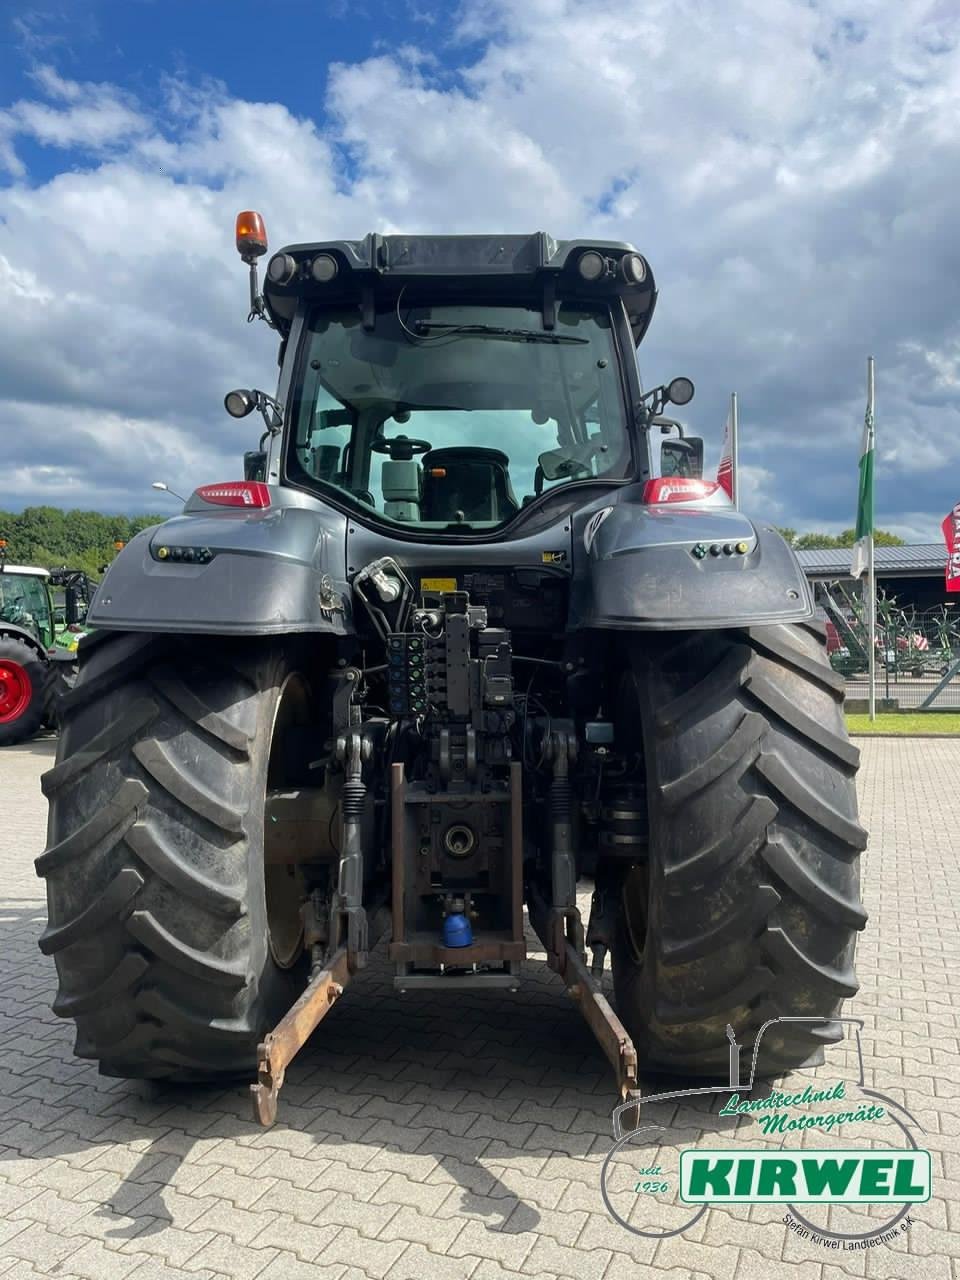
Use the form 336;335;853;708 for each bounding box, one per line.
371;434;432;459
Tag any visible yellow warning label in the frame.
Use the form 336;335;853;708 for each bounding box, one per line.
420;577;457;593
541;551;567;564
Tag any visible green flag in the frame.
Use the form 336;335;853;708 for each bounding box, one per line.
850;400;874;579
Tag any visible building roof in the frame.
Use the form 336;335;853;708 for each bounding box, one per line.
796;543;946;579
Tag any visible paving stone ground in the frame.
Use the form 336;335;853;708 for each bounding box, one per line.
0;733;957;1280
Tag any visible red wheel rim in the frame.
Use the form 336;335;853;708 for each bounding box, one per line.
0;660;32;724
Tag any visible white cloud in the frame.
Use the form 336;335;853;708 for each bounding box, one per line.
0;64;147;174
0;0;958;541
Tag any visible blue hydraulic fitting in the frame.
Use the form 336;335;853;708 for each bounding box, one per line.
442;912;473;948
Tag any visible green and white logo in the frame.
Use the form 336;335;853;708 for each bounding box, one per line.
679;1150;931;1204
600;1017;932;1246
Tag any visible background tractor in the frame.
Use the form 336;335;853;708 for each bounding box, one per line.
0;545;95;745
38;217;867;1120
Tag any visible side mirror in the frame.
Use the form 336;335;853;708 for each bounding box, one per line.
64;587;80;626
661;437;704;479
225;389;257;419
244;450;267;482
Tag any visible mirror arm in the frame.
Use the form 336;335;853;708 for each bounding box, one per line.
247;261;277;330
634;398;656;429
254;390;284;435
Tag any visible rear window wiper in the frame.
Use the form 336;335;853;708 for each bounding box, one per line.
413;322;588;345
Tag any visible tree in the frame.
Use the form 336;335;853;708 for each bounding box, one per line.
834;528;905;548
0;507;161;577
795;532;842;550
787;528;906;550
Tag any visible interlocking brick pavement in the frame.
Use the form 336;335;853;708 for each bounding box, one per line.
0;733;958;1279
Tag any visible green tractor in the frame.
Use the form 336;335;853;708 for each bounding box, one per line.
0;546;96;746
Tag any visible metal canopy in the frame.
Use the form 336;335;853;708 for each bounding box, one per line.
796;543;946;581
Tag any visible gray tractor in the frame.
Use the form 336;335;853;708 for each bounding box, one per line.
37;216;866;1122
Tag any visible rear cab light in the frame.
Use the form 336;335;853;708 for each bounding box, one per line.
194;482;271;509
642;478;722;505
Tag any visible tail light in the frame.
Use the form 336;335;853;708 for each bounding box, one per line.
643;478;721;504
195;481;271;509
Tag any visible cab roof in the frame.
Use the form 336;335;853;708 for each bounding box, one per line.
0;565;49;577
263;231;657;346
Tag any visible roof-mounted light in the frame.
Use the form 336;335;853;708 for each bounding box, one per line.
310;253;339;283
235;211;268;262
619;252;647;285
266;252;297;286
195;481;271;509
577;250;606;281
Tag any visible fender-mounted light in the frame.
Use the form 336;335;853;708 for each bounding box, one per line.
643;478;721;504
195;481;271;508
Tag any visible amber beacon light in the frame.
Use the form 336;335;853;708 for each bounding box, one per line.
235;211;268;262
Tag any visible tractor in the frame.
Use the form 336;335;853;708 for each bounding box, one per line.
0;547;94;746
37;216;867;1123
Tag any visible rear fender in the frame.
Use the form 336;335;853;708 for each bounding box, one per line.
570;492;813;630
87;493;353;636
0;622;49;661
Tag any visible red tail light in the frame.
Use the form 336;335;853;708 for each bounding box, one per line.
643;478;721;505
195;481;271;509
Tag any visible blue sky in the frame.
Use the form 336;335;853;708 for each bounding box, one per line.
2;2;443;138
0;0;958;539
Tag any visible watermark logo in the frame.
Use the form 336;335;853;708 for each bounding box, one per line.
600;1017;928;1246
678;1149;931;1204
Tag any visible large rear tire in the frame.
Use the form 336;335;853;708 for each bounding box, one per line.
612;621;867;1078
37;631;313;1080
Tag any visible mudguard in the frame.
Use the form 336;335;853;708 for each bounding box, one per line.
0;619;48;661
570;489;813;631
87;493;353;636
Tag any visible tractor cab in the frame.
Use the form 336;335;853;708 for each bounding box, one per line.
222;227;660;537
282;298;635;532
0;565;55;649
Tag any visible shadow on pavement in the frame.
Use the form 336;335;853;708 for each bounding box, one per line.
0;901;751;1247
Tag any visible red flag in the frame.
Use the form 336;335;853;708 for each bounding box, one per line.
717;413;734;499
943;502;960;593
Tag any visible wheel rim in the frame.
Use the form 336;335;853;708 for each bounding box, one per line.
0;660;32;723
264;673;312;969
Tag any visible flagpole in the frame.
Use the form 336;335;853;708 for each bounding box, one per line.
731;392;740;509
867;358;876;722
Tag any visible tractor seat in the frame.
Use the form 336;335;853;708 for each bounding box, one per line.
420;448;519;523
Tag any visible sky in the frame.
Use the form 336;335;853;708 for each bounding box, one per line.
0;0;957;540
